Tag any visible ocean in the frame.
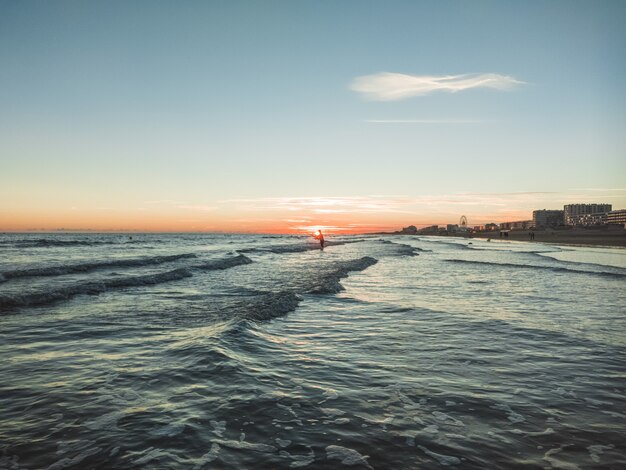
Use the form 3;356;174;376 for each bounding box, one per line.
0;233;624;469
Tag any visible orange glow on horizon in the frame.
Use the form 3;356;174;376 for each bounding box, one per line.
0;211;540;234
0;194;549;234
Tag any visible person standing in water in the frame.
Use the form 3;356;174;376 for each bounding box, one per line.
315;230;325;250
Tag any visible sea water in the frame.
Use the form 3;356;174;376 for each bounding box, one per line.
0;233;624;469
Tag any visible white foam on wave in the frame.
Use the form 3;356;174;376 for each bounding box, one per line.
325;445;372;468
423;424;439;434
321;407;345;417
418;445;460;466
318;388;340;404
333;417;350;424
280;446;316;468
210;420;226;437
587;444;614;463
212;438;277;453
132;447;175;465
584;397;613;406
192;443;220;469
491;403;525;424
277;402;299;418
487;430;513;443
542;445;580;470
524;427;555;437
432;411;465;426
275;438;292;448
555;387;577;398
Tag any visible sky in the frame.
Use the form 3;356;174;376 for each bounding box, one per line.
1;0;625;233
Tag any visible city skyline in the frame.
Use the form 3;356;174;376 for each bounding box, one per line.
1;1;625;233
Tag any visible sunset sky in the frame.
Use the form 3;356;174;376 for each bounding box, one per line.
1;1;625;233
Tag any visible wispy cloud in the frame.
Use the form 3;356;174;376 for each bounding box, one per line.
177;205;217;212
351;72;524;101
222;196;416;214
365;119;484;124
569;188;626;192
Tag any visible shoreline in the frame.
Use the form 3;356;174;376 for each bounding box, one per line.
414;228;626;248
470;229;626;248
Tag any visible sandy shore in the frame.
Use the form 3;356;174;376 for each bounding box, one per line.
452;227;626;248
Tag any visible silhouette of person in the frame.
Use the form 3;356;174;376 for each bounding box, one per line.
315;230;325;250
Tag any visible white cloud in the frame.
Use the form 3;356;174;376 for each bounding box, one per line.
351;72;524;101
177;205;216;212
365;119;484;124
222;196;416;214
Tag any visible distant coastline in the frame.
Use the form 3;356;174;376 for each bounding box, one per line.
378;226;626;248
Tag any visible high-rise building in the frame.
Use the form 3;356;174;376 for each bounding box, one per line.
533;209;564;228
563;203;612;226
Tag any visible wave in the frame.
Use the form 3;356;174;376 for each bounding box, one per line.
194;254;252;270
238;256;379;322
237;238;367;255
0;268;193;309
241;291;304;321
1;253;197;281
377;240;423;256
305;256;378;294
0;255;253;309
0;238;150;248
238;241;346;254
431;241;473;250
444;259;626;279
526;251;625;270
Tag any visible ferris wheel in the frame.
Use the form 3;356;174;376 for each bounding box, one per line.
460;215;468;227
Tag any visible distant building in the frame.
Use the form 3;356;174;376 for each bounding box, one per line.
533;209;564;228
484;223;499;231
500;220;533;230
418;225;439;234
607;209;626;227
564;203;612;226
398;225;418;234
447;224;459;233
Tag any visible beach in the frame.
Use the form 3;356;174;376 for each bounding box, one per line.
412;227;626;248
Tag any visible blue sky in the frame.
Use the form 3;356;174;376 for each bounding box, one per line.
1;0;625;231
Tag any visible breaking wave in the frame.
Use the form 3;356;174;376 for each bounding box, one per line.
238;241;347;254
304;256;379;294
1;253;197;281
0;255;253;310
237;256;379;322
0;238;150;248
444;259;626;279
194;254;252;270
377;240;422;256
0;268;193;309
239;291;304;321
